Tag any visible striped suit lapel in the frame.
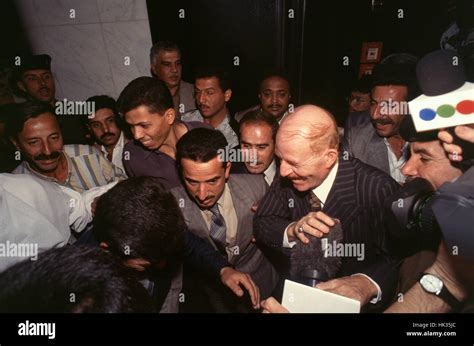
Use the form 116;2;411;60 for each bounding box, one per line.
323;160;361;229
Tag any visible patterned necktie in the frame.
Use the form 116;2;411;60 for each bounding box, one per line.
209;204;227;253
308;191;322;211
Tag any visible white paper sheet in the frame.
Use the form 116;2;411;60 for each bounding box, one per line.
281;279;360;313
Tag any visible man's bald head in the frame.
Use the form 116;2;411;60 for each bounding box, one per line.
278;105;339;154
276;105;339;192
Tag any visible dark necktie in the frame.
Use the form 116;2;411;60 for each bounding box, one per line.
308;191;322;211
209;204;227;253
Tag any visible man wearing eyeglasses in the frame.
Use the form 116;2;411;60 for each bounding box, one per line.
343;63;419;184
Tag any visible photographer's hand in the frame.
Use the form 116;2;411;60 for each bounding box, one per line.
438;124;474;162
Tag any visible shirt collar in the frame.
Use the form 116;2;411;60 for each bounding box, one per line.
192;110;231;130
204;182;231;213
100;131;125;156
263;159;276;184
311;160;339;205
382;137;409;152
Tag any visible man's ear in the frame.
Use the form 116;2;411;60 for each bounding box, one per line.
164;108;176;125
224;161;231;180
325;148;338;168
150;66;157;78
224;89;232;103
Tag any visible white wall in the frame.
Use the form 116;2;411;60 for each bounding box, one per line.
14;0;153;101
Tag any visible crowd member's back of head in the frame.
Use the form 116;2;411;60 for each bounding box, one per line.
93;176;186;270
0;246;153;313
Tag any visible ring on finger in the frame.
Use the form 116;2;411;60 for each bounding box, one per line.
297;224;305;234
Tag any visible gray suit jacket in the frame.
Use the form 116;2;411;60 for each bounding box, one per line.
170;174;279;298
343;122;390;176
179;80;196;115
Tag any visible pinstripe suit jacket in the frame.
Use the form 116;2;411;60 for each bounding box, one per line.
253;157;401;306
171;174;279;298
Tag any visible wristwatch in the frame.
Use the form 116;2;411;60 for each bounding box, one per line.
419;273;462;311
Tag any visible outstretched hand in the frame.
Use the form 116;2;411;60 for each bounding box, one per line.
220;267;260;309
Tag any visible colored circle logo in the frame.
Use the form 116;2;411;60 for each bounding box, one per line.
419;99;473;121
456;100;474;114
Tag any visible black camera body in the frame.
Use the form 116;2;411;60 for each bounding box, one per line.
384;178;438;238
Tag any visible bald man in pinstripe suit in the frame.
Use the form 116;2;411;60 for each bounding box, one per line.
254;105;401;310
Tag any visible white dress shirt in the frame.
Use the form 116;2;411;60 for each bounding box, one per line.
0;174;118;272
100;131;127;177
383;138;409;184
281;160;382;304
263;160;277;186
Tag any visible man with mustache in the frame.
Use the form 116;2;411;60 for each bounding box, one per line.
343;63;419;184
254;105;401;310
181;66;239;149
7;101;125;192
232;110;279;187
10;54;88;144
235;73;291;124
84;95;128;177
171;128;278;311
150;41;196;118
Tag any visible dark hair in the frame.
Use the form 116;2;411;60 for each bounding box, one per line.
350;75;372;94
239;110;279;141
86;95;117;116
194;66;231;92
0;246;153;313
150;41;181;65
83;95;117;125
176;128;228;168
372;61;420;101
93;177;185;265
259;71;291;93
116;77;174;116
4;100;55;139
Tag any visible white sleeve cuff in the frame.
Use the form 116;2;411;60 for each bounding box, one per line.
351;273;382;304
283;222;297;248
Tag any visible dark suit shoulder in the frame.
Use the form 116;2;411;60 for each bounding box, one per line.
348;157;400;203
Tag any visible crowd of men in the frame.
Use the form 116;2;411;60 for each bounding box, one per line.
0;42;472;314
